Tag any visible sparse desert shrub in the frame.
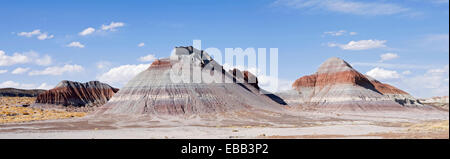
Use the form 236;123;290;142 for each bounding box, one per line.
0;97;86;124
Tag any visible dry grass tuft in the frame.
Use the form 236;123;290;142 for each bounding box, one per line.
407;120;449;132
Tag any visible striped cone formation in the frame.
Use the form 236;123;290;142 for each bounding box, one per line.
96;46;284;116
278;57;428;112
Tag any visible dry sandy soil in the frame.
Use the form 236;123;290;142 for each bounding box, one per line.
0;97;86;124
0;97;448;139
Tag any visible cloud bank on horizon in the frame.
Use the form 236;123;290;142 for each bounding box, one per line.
0;0;448;98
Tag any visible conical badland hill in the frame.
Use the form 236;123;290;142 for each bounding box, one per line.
278;57;427;111
96;46;285;116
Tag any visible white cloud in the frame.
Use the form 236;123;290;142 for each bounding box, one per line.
66;41;85;48
37;83;54;90
402;70;412;75
0;81;53;90
222;63;293;93
222;63;259;76
0;81;33;89
138;54;157;62
323;30;356;36
425;34;448;42
96;61;113;69
101;22;125;31
79;27;96;36
26;51;52;66
259;76;293;93
11;67;30;74
324;30;346;36
0;81;29;89
427;65;449;74
399;65;449;97
0;50;50;66
0;50;31;66
273;0;410;16
328;39;387;50
138;42;145;47
423;34;449;53
323;30;357;36
366;67;401;80
351;62;433;70
0;70;7;74
17;29;41;37
18;29;54;40
28;64;84;76
355;65;449;98
37;33;54;40
35;54;52;66
97;64;150;86
379;53;399;62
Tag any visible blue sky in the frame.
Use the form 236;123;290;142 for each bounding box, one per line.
0;0;448;98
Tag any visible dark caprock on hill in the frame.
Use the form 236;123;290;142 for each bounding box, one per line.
0;88;46;97
96;46;286;116
277;57;430;112
35;80;119;107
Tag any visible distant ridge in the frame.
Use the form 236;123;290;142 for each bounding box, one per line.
0;88;46;97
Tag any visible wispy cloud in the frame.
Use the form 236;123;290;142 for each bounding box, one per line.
379;53;399;62
37;33;54;40
17;29;41;37
328;39;387;50
101;22;125;31
423;34;449;53
17;29;54;40
273;0;410;16
0;81;35;89
222;63;293;93
28;64;84;76
323;30;357;36
78;22;125;36
79;27;96;36
402;70;412;75
66;41;85;48
11;67;30;74
138;54;156;62
96;61;113;69
0;50;52;66
351;62;434;69
399;65;449;97
0;80;53;90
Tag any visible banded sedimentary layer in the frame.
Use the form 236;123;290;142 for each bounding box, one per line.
365;76;422;107
420;96;449;110
278;57;427;111
96;46;284;116
35;80;119;107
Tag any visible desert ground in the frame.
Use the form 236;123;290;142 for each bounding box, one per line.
0;97;448;139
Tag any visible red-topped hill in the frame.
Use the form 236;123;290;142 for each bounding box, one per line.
278;57;425;111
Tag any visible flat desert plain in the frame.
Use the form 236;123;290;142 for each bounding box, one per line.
0;97;448;139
